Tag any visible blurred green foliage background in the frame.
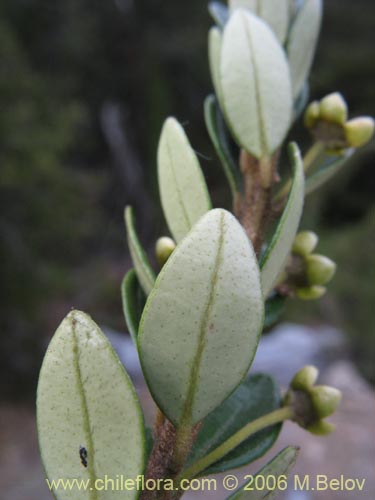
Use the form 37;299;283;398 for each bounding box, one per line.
0;0;374;399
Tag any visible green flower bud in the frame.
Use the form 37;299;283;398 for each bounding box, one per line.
307;420;336;436
296;285;326;301
344;117;375;148
319;92;348;125
155;237;176;267
292;231;319;257
304;101;321;128
291;365;319;391
306;254;336;286
310;385;342;419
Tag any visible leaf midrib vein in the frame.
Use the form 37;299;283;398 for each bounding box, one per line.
181;212;225;425
165;134;194;233
72;315;99;500
243;14;269;156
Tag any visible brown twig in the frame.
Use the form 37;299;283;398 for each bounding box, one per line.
140;414;201;500
234;149;280;254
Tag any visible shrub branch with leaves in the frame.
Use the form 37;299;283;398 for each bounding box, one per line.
37;1;374;499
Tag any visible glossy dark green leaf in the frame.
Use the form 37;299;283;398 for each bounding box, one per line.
208;2;229;28
145;427;154;461
264;294;287;329
306;149;354;195
227;446;299;499
204;95;241;196
121;269;146;344
187;374;282;476
124;206;156;295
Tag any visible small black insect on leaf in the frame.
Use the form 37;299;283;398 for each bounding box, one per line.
79;445;88;468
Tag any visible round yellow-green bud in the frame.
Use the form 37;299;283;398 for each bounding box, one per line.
155;237;176;267
292;231;319;257
319;92;348;125
306;254;336;286
296;285;326;301
304;101;321;128
307;420;336;436
291;365;319;391
310;385;342;419
344;117;375;148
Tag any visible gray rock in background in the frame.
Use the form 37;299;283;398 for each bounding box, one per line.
1;324;373;500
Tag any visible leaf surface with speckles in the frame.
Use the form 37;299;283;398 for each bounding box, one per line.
139;209;264;427
37;310;145;500
158;117;212;242
220;10;292;158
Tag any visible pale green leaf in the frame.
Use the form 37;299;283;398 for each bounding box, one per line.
229;0;290;43
139;209;264;427
306;150;354;195
287;0;323;99
37;310;145;500
227;446;299;499
125;206;155;295
260;143;304;297
157;117;212;242
208;27;225;109
221;10;292;158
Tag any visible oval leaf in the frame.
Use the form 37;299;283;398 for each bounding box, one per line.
306;149;354;195
121;269;146;344
221;10;292;158
37;310;145;500
139;209;264;427
227;446;299;499
287;0;323;99
158;117;212;242
125;206;155;295
204;94;241;196
188;374;282;476
260;143;304;297
229;0;290;44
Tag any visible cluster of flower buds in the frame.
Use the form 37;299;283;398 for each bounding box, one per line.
278;231;336;300
304;92;374;151
285;365;342;435
155;236;176;267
